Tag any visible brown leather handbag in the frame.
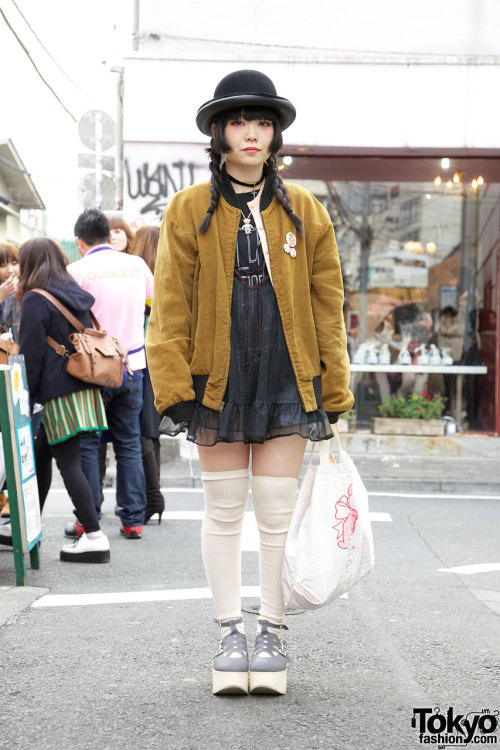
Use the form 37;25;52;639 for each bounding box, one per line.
32;289;132;388
0;325;20;365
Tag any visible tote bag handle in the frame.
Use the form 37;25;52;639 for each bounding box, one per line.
319;422;343;465
308;423;343;466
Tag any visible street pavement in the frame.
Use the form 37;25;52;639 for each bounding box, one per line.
1;444;499;749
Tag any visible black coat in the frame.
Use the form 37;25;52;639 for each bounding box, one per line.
19;280;95;406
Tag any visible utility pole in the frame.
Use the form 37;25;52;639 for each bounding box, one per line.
132;0;140;51
110;67;124;210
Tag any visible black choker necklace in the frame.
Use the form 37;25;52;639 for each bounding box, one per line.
227;172;264;188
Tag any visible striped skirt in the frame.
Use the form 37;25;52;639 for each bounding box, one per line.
42;389;108;445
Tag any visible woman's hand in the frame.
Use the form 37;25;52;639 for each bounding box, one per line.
0;274;19;302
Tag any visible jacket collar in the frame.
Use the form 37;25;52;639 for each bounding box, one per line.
220;164;274;211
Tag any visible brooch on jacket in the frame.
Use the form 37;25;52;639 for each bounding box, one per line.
283;232;297;258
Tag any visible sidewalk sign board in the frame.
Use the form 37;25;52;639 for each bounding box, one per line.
0;356;41;585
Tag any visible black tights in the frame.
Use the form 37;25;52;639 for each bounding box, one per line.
34;425;100;533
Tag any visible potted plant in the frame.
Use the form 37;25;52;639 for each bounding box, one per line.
371;392;446;436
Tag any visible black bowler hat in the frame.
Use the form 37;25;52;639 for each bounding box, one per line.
196;69;296;136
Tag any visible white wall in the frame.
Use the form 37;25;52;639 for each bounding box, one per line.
124;58;500;149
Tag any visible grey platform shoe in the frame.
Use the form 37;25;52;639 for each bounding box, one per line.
249;620;288;695
213;618;249;695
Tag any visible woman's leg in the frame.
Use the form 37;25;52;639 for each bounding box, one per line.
33;424;53;513
51;436;101;533
141;436;165;519
198;442;250;623
251;435;307;624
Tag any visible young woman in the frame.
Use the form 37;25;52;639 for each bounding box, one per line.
146;70;354;695
108;215;134;253
0;242;20;342
134;224;165;523
17;238;110;563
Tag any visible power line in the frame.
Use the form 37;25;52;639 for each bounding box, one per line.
144;31;500;64
0;6;77;122
0;154;31;175
10;0;89;97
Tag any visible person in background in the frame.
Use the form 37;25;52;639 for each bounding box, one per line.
133;224;165;523
0;242;20;342
0;238;110;561
67;209;153;540
146;70;353;695
108;215;134;254
98;214;135;493
0;242;20;520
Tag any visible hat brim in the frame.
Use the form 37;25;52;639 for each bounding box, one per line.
196;94;296;136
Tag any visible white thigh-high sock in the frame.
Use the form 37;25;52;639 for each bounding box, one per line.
251;475;298;625
201;469;250;627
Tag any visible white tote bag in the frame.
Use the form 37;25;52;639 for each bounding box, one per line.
282;426;375;610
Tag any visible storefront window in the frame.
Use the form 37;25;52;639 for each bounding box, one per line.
292;171;499;432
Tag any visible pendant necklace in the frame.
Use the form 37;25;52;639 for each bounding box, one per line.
240;208;254;235
230;172;264;235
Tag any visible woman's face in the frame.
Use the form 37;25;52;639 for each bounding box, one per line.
0;260;19;282
223;117;274;173
110;228;129;252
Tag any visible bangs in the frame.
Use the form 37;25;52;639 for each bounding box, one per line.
222;106;279;124
0;247;18;265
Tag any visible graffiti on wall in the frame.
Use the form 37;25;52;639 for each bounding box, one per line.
124;143;210;224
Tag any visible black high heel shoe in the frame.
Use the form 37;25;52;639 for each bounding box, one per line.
142;446;165;524
145;507;164;524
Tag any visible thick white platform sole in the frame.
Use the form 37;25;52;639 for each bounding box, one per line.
213;669;249;695
249;669;287;695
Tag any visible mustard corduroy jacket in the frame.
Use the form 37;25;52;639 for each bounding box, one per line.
146;175;354;420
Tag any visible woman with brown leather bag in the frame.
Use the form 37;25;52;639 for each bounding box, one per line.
16;237;110;563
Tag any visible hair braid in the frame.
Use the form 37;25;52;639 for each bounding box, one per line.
268;155;304;236
198;148;222;233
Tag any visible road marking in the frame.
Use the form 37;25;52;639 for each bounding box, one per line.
368;491;500;500
437;563;500;575
32;585;348;608
33;585;261;608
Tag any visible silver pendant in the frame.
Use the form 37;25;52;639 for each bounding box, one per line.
242;218;253;235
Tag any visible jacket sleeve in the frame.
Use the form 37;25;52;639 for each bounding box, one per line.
18;293;49;406
310;213;355;415
145;199;198;415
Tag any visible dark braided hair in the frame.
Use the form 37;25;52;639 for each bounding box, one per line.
198;106;304;235
267;154;304;236
198;149;223;233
